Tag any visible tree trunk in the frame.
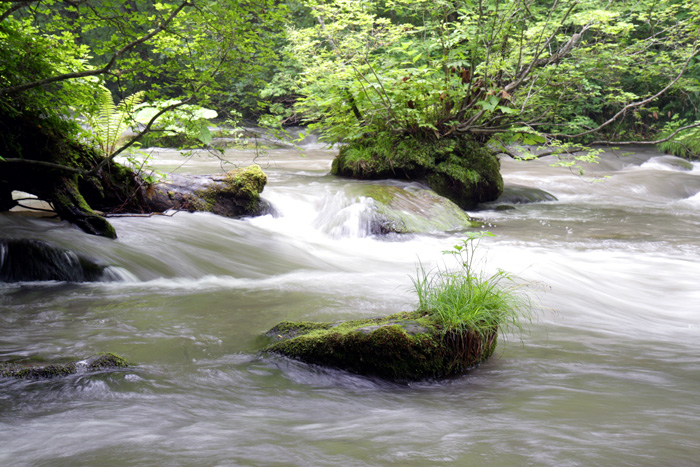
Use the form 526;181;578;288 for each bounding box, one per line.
49;175;117;238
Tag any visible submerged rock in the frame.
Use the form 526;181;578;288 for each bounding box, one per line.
143;164;271;217
651;155;694;171
264;311;497;382
349;184;479;234
0;238;109;282
497;185;557;204
0;353;129;379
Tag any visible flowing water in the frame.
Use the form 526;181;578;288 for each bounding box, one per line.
1;142;699;466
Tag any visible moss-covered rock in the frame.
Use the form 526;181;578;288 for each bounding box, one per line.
348;184;479;234
0;353;129;379
143;164;270;218
332;134;503;210
264;311;497;381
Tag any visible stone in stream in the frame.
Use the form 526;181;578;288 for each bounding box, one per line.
142;164;271;218
495;185;557;204
481;184;557;210
264;311;497;382
347;184;479;234
0;353;129;379
652;155;694;171
331;136;503;210
0;238;110;282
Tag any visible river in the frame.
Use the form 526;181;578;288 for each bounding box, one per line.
1;141;699;465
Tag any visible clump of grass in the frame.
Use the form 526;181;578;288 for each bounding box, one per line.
412;232;533;340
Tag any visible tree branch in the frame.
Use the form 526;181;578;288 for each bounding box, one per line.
0;0;36;22
89;97;196;175
504;2;581;94
1;158;85;174
559;45;700;139
589;120;700;146
0;1;192;95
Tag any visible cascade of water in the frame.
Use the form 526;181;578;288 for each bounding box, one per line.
2;145;700;466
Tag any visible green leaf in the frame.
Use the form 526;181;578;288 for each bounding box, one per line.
198;125;212;145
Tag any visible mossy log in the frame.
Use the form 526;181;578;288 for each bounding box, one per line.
0;353;129;379
264;311;497;382
0;108;269;237
141;164;270;217
0;109;152;238
332;135;503;210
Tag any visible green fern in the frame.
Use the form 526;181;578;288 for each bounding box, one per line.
657;119;700;160
88;87;144;156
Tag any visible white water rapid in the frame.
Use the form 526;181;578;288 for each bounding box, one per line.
1;143;699;465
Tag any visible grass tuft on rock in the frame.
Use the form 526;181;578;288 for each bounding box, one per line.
264;232;533;381
412;231;532;340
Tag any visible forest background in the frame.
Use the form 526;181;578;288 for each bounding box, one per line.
1;0;699;234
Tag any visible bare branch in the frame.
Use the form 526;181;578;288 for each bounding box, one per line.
504;2;582;94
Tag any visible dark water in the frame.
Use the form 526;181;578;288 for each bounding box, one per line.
1;145;699;466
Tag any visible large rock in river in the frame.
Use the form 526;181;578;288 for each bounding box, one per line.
0;238;112;282
332;136;503;210
264;311;497;381
143;164;271;217
348;184;479;234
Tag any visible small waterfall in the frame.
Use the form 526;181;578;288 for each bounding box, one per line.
312;192;378;238
254;186;382;240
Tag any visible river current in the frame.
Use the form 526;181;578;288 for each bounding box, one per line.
1;142;699;466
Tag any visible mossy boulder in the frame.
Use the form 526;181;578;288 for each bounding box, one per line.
143;164;271;217
332;134;503;210
264;311;497;381
348;184;479;234
0;353;129;379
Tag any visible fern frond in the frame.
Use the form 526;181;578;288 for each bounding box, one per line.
89;87;144;156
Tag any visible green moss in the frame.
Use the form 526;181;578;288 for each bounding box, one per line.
333;134;503;209
50;179;117;238
86;353;129;370
352;184;480;233
191;164;268;216
0;353;129;379
267;321;334;340
264;311;497;381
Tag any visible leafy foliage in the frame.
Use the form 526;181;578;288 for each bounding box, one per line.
278;0;700;165
134;100;218;146
658;118;700;160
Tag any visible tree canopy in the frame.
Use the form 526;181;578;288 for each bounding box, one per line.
275;0;700;163
1;0;699;235
0;0;285;235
